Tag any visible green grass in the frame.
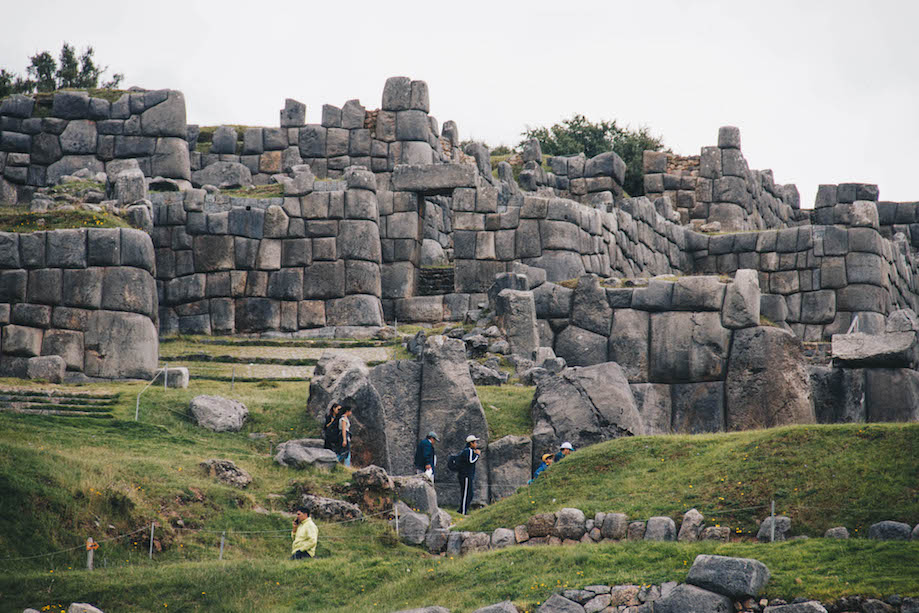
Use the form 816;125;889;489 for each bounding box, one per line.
477;386;535;440
457;424;919;538
0;207;131;232
2;538;917;612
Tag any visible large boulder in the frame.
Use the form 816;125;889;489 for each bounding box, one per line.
274;439;339;470
300;493;362;522
644;516;676;541
686;554;771;600
677;508;705;542
756;516;791;542
530;362;642;460
190;161;252;189
189;395;248;432
26;355;65;384
368;359;422;475
554;507;587;540
725;326;815;431
306;352;391;470
649;311;731;382
653;584;733;613
487;435;532;502
199;459;253;488
868;520;912;540
418;336;489;507
83;310;158;379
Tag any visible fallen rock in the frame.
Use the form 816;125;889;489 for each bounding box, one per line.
554;507;587;540
469;361;509;386
189;395;248;432
392;475;438;515
274;439;339;470
824;526;849;539
868;520;912;540
199;459;252;488
644;516;676;541
536;594;585;612
686;554;771;599
756;516;791;542
677;508;704;542
300;493;362;522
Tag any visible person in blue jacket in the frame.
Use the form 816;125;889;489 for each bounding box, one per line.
457;434;481;515
553;441;574;463
414;431;439;482
529;453;555;483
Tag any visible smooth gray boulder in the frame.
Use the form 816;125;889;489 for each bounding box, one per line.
274;439;338;470
418;336;489;507
868;520;912;540
189;395;248;432
83;311;158;379
824;526;849;539
191;161;252;189
392;475;438;515
530;362;642;458
756;516;791;541
487;435;532;502
392;500;429;545
644;516;676;541
653;584;732;613
490;528;515;549
686;554;771;599
726;326;815;431
600;513;629;540
306;352;391;470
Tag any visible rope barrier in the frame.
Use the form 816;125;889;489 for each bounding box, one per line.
0;526;150;562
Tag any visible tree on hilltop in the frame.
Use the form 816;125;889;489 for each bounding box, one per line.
520;114;667;196
0;42;124;98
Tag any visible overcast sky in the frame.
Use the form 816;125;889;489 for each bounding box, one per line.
3;0;918;207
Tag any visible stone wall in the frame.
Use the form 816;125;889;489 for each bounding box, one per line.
0;228;158;378
152;167;384;335
0;90;189;202
644;127;801;231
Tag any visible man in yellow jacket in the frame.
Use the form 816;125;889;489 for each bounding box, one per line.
291;507;318;560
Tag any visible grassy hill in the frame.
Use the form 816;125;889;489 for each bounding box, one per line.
1;342;918;612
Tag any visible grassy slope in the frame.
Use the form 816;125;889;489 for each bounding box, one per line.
0;207;130;232
2;367;919;611
459;424;919;537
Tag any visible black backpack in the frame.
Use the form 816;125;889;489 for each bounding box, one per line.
446;452;460;472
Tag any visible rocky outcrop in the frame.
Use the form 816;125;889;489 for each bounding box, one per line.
274;439;338;470
199;459;252;488
725;327;815;431
530;362;642;461
300;494;362;521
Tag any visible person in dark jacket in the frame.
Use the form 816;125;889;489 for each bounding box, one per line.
553;441;574;463
414;431;439;482
456;434;481;515
323;404;342;451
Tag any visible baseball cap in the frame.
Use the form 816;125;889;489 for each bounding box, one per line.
560;442;573;450
465;435;480;443
427;431;439;441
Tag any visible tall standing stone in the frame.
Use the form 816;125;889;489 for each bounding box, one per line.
495;289;539;359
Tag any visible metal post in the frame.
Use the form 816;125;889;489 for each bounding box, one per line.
163;363;168;391
770;499;776;543
135;395;140;421
149;522;155;559
86;537;95;571
231;366;236;391
219;531;226;560
394;505;399;539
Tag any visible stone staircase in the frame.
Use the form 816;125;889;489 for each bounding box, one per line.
0;387;118;419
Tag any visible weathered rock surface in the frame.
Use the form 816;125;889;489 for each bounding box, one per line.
200;459;253;488
392;475;438;515
300;493;362;521
189;395;248;432
868;520;912;540
392;500;429;545
530;362;642;459
274;439;338;470
756;516;791;541
487;435;532;502
653;584;733;613
685;554;771;599
832;331;918;368
725;326;815;430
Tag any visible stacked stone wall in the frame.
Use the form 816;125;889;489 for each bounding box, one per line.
152;168;384;335
644;127;801;231
0;90;188;202
0;228;158;378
